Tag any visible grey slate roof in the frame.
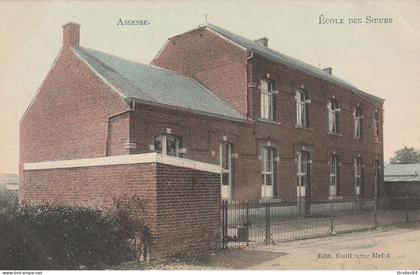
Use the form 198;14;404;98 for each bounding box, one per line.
205;23;384;104
384;164;420;182
74;47;244;121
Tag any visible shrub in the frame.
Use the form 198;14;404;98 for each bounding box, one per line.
0;191;19;211
111;194;152;261
0;199;150;270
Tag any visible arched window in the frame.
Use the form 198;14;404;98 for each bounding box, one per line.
354;156;363;196
261;147;276;198
154;134;180;157
297;150;310;197
328;99;339;133
220;142;233;200
329;154;340;197
354;106;363;138
373;110;381;141
296;90;309;127
260;79;275;120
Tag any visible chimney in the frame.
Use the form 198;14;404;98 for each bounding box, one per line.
254;37;269;47
62;22;80;49
323;67;332;75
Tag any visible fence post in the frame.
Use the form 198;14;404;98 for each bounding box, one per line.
246;201;250;247
330;200;334;234
374;198;378;228
265;201;271;244
221;200;227;249
405;196;409;223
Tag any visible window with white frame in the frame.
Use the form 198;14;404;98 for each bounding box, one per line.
373;111;380;140
296;90;309;127
354;106;363;138
261;147;275;187
297;150;310;197
329;154;339;197
328;99;339;133
220;142;232;186
154;134;180;157
260;79;275;120
354;156;363;196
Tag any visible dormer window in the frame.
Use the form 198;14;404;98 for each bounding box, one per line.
260;79;275;120
295;90;310;127
328;99;340;133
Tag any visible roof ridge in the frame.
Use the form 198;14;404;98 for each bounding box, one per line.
205;23;384;104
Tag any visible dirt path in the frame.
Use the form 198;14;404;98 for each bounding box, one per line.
119;225;420;270
206;225;420;269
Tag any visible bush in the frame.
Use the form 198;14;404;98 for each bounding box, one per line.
0;191;19;211
111;195;152;261
0;197;151;270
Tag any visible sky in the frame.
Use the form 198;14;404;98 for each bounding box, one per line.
0;0;419;174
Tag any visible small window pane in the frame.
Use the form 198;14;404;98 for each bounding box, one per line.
297;151;309;186
221;143;231;170
154;135;163;153
166;135;178;156
266;174;273;186
221;173;230;186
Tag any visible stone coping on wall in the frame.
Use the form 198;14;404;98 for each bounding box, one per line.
23;153;221;174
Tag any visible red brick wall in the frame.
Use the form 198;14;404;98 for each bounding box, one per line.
22;162;221;257
19;47;131;200
152;27;249;116
19;49;129;167
150;26;384;202
131;95;383;202
21;24;384;207
155;163;221;254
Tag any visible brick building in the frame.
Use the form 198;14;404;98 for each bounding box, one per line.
20;22;385;209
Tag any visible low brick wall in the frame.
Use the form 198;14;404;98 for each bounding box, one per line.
384;181;420;198
21;159;221;257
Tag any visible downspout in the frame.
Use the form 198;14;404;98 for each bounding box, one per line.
246;51;254;120
126;101;137;154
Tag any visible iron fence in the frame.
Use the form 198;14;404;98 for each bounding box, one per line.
221;197;420;248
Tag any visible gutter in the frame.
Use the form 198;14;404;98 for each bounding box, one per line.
125;97;250;125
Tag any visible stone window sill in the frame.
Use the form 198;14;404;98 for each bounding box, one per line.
294;125;313;131
328;196;344;200
259;198;282;203
328;132;342;137
258;118;281;125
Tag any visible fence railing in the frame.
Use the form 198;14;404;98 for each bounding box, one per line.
221;197;420;248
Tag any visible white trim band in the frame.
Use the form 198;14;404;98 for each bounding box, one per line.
24;153;221;174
